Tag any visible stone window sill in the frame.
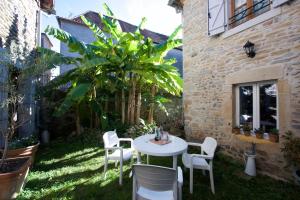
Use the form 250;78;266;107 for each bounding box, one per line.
233;133;279;145
223;7;282;39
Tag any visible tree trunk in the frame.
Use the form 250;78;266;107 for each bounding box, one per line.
0;135;9;170
135;84;141;124
90;105;93;129
130;80;136;124
121;89;125;124
93;87;99;128
115;92;119;113
76;104;81;135
105;95;109;114
127;86;132;124
148;85;156;124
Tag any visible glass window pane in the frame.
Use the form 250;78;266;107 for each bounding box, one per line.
259;83;277;132
253;0;270;16
235;0;247;8
234;5;247;22
239;86;253;127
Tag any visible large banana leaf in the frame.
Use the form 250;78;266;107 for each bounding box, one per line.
54;83;91;116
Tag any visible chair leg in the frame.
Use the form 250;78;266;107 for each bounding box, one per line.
178;184;182;200
119;159;123;185
209;169;215;194
190;167;193;194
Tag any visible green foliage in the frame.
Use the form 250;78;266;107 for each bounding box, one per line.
54;83;91;116
126;119;156;138
43;3;183;119
243;124;251;132
270;128;279;135
8;135;38;150
281;131;300;168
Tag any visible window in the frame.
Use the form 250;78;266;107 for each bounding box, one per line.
235;82;278;132
229;0;271;28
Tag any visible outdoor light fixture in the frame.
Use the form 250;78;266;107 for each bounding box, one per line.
243;41;256;58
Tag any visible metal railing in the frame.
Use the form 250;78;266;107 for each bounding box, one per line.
229;0;271;26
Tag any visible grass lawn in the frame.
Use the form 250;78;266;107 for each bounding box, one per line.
18;134;300;200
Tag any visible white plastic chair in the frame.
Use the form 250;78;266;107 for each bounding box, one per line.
103;130;134;185
182;137;217;194
132;164;183;200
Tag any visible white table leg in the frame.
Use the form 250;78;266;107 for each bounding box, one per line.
173;155;177;169
137;152;142;164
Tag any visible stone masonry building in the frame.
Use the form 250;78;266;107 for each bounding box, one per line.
169;0;300;180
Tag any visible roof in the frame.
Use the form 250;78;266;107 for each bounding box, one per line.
168;0;184;12
73;11;169;44
57;11;182;50
39;0;56;14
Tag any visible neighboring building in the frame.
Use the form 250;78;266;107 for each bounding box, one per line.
56;11;183;76
169;0;300;180
0;0;54;145
41;33;54;83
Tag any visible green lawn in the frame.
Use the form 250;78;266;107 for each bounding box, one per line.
18;134;300;200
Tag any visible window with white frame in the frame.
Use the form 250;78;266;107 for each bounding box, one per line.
207;0;291;36
235;82;278;132
229;0;271;28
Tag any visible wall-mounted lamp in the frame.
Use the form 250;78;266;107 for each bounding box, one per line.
243;41;255;58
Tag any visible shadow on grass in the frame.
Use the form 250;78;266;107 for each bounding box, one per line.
35;150;103;172
36;137;101;162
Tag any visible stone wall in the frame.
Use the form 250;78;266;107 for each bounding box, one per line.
182;0;300;180
0;0;40;144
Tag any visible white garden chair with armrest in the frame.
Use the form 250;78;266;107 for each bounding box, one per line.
103;130;134;185
132;164;183;200
182;137;217;194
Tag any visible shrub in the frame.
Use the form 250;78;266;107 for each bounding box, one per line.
126;119;156;138
281;131;300;168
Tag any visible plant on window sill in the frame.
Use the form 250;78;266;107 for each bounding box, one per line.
232;126;241;135
269;128;279;143
254;128;264;139
243;124;252;136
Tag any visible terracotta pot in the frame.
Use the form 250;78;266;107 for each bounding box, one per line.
0;156;31;199
1;143;39;165
269;134;279;143
244;131;251;136
256;133;264;139
232;128;240;135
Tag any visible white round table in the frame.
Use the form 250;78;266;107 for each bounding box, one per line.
133;134;188;169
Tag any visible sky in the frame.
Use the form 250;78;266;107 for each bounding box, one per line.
41;0;182;52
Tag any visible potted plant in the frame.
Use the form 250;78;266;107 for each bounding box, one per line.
243;124;251;136
281;131;300;184
3;135;40;162
0;90;32;199
269;128;279;143
232;126;241;135
254;128;264;139
0;49;44;199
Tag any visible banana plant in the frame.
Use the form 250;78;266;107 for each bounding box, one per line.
43;3;183;130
